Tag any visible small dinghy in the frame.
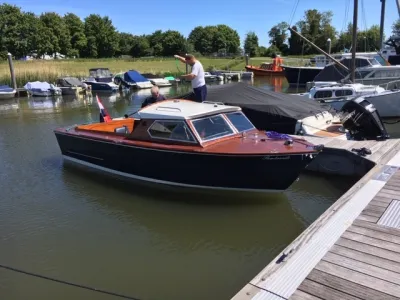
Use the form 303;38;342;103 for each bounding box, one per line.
56;77;91;95
24;81;62;97
0;85;16;100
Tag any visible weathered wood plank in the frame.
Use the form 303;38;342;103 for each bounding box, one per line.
336;237;400;261
290;290;323;300
379;188;400;196
376;191;399;199
372;196;394;203
369;199;391;208
315;260;400;297
342;231;400;253
298;279;361;300
382;184;400;192
361;209;383;218
347;225;400;245
357;214;379;223
322;251;400;285
353;219;400;237
364;204;387;214
307;269;400;300
330;244;400;273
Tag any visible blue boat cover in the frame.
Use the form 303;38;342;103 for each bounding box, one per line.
0;85;14;92
24;81;52;92
124;70;149;83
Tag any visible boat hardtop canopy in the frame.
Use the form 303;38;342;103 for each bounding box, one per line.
136;99;241;120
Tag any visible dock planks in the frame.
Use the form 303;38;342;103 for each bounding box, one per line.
231;140;400;300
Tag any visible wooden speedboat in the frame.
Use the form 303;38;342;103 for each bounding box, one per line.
54;100;321;192
245;63;285;76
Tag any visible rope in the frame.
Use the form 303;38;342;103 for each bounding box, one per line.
288;0;300;27
174;58;183;73
0;264;143;300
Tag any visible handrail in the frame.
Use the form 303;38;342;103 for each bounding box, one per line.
202;101;225;105
155;106;182;112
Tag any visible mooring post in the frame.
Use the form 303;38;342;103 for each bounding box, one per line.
7;53;17;94
245;54;249;66
185;53;188;74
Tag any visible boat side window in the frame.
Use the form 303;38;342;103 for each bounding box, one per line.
225;112;255;132
354;70;372;79
314;90;332;99
192;115;234;141
148;120;196;142
334;89;353;97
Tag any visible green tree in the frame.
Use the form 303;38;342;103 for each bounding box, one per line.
64;13;87;57
0;4;24;56
288;25;303;55
161;30;186;56
297;9;337;54
148;30;164;56
268;22;289;53
117;32;135;56
188;25;240;55
83;14;119;58
392;19;400;36
130;35;150;57
244;31;259;57
258;46;269;57
40;12;71;56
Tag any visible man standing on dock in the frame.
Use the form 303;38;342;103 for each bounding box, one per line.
174;54;207;102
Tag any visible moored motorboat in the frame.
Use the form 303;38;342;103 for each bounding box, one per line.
56;77;91;95
82;78;118;92
54;100;321;192
24;81;62;97
0;85;16;99
113;70;153;89
245;62;285;76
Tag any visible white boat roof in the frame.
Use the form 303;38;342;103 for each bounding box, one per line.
136;99;241;120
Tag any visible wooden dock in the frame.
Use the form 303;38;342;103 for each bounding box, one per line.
231;138;400;300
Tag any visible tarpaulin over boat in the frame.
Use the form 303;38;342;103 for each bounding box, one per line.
0;85;14;92
175;82;330;133
124;70;150;83
56;77;83;87
24;81;53;92
313;57;372;82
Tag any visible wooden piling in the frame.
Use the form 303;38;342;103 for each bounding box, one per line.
7;53;17;95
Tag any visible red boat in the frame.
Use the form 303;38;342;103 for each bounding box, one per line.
245;63;285;76
54;99;321;192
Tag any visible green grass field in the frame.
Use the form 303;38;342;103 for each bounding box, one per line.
0;55;313;87
0;57;245;86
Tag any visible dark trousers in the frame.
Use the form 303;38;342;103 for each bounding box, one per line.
193;85;207;102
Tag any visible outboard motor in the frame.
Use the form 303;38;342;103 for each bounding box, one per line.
340;96;389;140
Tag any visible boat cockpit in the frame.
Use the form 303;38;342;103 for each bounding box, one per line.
75;100;257;147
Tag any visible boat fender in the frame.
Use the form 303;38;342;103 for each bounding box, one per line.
351;147;372;156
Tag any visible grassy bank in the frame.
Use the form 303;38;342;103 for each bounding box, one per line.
0;55;313;86
0;57;245;86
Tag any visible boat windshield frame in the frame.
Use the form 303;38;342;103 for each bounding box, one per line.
224;111;256;133
190;113;237;143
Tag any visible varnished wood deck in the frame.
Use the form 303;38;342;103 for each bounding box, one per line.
232;139;400;300
291;171;400;300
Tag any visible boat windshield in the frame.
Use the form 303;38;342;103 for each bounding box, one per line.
192;114;234;141
225;111;255;132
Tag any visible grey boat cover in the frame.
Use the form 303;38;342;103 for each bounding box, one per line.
313;57;372;82
57;77;84;87
175;82;330;133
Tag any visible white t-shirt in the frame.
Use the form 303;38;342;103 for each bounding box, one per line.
190;61;205;89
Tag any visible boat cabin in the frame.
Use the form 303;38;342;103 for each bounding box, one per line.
75;100;256;147
307;83;384;102
344;65;400;85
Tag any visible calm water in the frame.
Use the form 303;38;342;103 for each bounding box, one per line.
0;77;369;300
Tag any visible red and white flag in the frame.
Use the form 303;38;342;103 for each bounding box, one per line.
96;94;112;123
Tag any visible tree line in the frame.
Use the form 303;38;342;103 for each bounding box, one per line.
0;3;399;60
244;9;398;57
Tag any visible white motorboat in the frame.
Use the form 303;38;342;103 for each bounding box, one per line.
24;81;62;97
0;85;16;100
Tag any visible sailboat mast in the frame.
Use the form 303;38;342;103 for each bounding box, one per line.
379;0;386;49
351;0;358;82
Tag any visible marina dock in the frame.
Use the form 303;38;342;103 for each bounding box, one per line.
232;138;400;300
